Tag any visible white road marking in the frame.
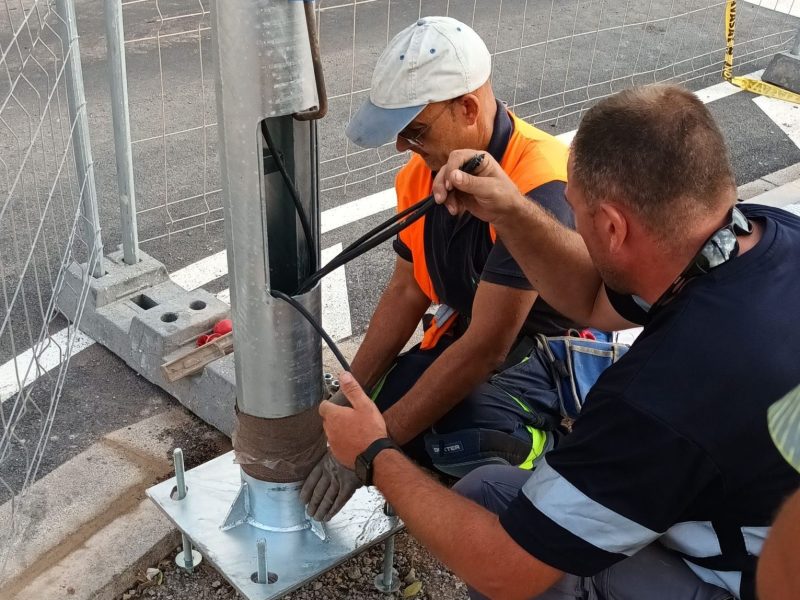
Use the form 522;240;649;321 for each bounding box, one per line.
171;250;228;291
2;187;392;401
743;0;800;17
695;71;763;104
754;95;800;149
320;244;353;342
212;245;353;342
556;130;576;145
215;288;230;304
0;328;95;403
321;188;396;234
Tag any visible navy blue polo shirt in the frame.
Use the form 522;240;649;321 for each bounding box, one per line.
394;101;580;336
499;204;800;599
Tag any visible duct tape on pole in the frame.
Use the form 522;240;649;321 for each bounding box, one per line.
725;0;800;103
56;0;105;278
105;0;140;265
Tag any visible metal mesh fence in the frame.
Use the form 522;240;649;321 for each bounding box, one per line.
0;0;102;577
316;0;800;208
118;0;219;245
111;0;800;251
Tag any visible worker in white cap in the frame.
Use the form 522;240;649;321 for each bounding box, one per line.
301;16;598;522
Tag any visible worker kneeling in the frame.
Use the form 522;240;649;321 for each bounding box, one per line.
301;17;603;521
320;84;800;600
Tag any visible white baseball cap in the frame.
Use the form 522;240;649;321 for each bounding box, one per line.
345;16;492;148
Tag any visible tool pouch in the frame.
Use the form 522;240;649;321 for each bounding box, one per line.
533;334;630;419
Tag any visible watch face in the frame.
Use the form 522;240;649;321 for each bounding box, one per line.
355;454;370;486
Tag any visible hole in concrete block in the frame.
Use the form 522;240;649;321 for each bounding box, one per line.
131;294;158;310
161;312;179;323
251;572;279;584
189;300;207;311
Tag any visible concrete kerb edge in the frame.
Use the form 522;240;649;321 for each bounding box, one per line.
2;408;216;600
739;164;800;201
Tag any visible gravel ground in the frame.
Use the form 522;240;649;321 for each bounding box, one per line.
119;531;469;600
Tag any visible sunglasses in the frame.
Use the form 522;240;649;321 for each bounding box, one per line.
654;205;752;309
397;100;455;149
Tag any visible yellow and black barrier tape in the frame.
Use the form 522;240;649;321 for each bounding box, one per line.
724;0;800;104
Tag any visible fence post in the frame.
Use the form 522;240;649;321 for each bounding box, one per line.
104;0;139;265
56;0;105;277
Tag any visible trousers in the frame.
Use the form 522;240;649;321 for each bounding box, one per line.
372;340;554;477
453;465;734;600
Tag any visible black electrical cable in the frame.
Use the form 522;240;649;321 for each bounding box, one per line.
339;194;432;257
295;153;485;294
296;195;434;294
270;152;486;374
270;289;351;372
261;120;317;271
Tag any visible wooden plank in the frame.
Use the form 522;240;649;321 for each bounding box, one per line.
161;332;233;382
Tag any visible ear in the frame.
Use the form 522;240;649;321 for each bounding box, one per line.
455;94;480;126
595;203;629;254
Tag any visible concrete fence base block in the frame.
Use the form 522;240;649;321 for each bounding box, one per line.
58;250;236;436
762;51;800;95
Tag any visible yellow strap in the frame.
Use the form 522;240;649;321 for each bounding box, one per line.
724;0;800;104
518;426;548;470
502;390;548;470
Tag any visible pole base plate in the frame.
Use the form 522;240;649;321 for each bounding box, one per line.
147;451;402;599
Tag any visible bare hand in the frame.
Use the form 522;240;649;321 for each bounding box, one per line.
319;372;388;470
432;149;525;223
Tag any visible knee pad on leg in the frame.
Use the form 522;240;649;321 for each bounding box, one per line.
424;428;535;479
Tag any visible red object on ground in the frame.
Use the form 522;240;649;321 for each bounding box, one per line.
197;319;233;347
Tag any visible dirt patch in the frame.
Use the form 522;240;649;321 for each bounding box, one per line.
154;413;232;483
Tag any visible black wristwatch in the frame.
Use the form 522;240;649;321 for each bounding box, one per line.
355;438;400;485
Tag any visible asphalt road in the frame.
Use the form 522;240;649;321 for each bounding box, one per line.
2;0;800;503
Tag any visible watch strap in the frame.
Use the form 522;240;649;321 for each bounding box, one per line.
356;437;399;485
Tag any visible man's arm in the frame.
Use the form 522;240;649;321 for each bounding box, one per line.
320;375;564;600
374;449;563;599
300;257;428;522
383;281;536;445
432;151;635;331
349;256;431;390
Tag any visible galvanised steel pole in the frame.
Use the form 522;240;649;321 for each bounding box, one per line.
56;0;105;277
214;0;324;521
104;0;139;265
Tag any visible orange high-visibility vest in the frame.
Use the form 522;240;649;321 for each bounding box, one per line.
395;111;569;323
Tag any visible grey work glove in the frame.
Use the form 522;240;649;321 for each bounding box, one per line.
300;450;362;521
326;388;351;407
300;389;360;521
